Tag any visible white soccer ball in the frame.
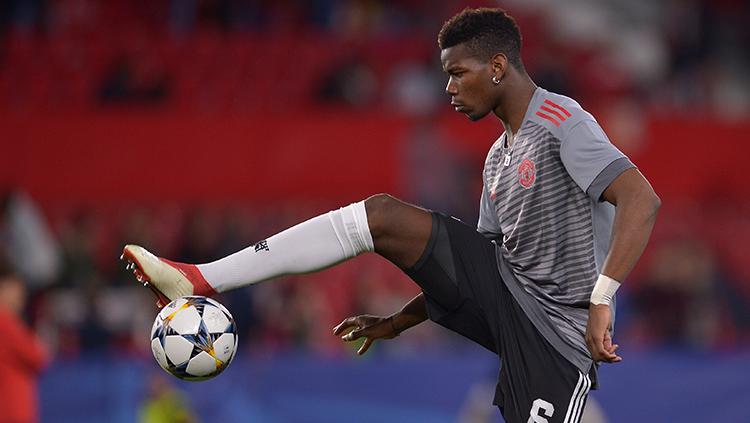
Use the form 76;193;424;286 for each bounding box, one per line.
150;296;238;381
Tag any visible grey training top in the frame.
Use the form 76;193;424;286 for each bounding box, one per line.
478;87;634;376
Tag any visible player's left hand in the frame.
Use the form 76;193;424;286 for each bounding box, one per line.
585;304;622;363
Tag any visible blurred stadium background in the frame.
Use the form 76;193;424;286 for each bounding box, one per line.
1;0;748;422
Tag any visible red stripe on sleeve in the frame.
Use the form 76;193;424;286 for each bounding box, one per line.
543;99;572;117
540;105;566;121
535;111;560;127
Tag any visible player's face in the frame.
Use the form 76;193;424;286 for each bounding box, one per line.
441;44;497;121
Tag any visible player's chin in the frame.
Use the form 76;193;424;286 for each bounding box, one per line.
452;104;489;121
465;109;490;121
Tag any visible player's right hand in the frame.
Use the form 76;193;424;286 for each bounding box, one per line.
333;314;399;355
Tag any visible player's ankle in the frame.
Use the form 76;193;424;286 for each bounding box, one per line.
162;259;218;297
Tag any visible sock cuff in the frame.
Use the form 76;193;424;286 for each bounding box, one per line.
350;200;375;253
329;201;374;258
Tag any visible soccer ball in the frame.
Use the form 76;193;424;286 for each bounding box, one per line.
150;296;238;381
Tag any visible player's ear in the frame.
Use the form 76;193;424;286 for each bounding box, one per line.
490;53;509;81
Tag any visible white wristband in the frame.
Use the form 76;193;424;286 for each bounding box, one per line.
590;274;621;306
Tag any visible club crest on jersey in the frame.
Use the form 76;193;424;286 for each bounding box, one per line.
518;158;536;189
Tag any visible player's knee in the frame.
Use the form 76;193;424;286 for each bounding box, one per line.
364;193;400;239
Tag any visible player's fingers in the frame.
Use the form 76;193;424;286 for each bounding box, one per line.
599;345;615;358
357;338;374;355
333;317;360;335
590;337;615;362
333;317;358;335
607;344;622;362
601;353;623;363
342;328;364;342
597;344;620;362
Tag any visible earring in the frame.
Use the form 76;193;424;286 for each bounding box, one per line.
492;75;501;85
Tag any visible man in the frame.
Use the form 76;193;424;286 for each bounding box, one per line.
122;8;660;422
0;254;50;423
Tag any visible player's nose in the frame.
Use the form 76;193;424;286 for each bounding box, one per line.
445;78;458;96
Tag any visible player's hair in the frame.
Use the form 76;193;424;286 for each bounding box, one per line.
438;7;524;70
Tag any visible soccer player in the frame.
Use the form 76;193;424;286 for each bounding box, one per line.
122;8;660;423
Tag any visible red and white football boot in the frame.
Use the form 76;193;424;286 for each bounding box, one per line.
121;244;217;307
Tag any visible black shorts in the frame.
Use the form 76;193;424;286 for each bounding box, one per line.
405;213;592;423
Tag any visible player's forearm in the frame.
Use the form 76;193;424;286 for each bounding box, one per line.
390;293;428;334
601;190;660;282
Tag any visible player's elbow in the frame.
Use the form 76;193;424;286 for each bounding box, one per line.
645;190;661;219
630;180;660;220
619;184;660;224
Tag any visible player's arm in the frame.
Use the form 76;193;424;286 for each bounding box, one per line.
586;167;660;363
333;293;428;355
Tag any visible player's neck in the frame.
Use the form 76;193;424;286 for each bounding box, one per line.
494;75;537;145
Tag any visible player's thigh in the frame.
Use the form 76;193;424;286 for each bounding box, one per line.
434;213;505;313
423;295;497;353
404;212;503;352
405;212;503;311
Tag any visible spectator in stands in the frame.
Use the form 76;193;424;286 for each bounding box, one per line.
0;252;49;423
98;55;170;105
316;56;378;107
0;190;61;290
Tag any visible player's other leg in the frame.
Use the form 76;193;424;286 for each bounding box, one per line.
122;194;432;306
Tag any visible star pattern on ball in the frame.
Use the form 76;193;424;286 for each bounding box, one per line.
150;296;238;381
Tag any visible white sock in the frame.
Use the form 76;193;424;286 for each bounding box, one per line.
197;201;374;292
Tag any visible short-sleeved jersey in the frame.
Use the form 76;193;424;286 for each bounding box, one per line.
478;87;634;374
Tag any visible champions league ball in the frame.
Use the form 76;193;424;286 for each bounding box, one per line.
150;296;238;381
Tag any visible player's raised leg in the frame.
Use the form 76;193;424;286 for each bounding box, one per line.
122;194;432;306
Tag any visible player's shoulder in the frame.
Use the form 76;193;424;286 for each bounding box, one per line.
527;89;597;141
